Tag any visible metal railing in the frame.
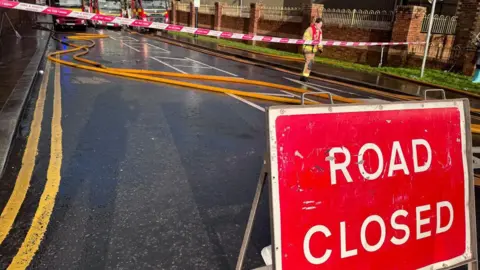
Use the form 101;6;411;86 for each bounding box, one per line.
323;9;394;31
177;3;189;12
421;15;457;35
408;43;461;64
223;5;250;18
261;6;302;22
198;4;215;15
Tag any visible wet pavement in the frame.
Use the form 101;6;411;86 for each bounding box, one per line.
0;29;379;269
0;26;51;110
159;33;480;109
0;28;478;270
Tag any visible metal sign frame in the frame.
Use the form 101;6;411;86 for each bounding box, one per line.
266;99;477;270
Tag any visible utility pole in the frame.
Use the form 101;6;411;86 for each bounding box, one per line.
194;0;199;36
420;0;439;78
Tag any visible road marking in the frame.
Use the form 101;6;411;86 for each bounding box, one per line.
226;93;265;112
146;43;170;53
185;57;238;77
9;60;64;269
118;36;139;41
122;42;140;52
173;65;211;68
109;36;117;41
279;90;315;103
150;56;187;74
255;90;295;97
251;92;294;97
283;77;366;98
0;62;51;245
153;56;189;61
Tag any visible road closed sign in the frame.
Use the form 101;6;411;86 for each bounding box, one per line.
267;100;475;270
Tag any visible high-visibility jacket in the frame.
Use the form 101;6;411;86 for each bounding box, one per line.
302;25;323;53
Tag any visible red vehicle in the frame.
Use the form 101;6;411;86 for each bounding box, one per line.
141;0;168;23
128;0;168;32
49;0;87;30
91;0;123;29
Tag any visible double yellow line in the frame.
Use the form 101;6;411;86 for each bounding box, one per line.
0;58;64;269
1;31;480;269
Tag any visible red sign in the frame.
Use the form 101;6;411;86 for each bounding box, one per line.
267;101;474;270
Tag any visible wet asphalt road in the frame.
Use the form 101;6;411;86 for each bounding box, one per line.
0;29;475;269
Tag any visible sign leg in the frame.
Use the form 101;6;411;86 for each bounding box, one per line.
236;161;268;270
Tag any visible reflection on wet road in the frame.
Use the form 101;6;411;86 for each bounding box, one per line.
0;29;476;270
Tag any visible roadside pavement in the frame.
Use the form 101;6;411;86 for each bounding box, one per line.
0;18;52;176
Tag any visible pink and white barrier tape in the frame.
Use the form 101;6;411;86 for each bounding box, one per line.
0;0;424;47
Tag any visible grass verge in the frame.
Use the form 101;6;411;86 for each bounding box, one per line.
167;31;480;93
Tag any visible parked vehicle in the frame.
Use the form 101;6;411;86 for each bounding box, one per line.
92;0;123;29
49;0;88;30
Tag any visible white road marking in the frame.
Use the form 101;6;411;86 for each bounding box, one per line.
146;43;170;53
120;36;139;41
173;65;211;68
150;57;187;74
279;90;315;103
122;42;140;52
185;57;238;77
252;92;294;97
153;56;190;61
226;93;265;112
109;36;117;41
283;77;366;98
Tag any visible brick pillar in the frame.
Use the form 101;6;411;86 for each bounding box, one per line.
388;6;426;66
248;3;263;35
453;0;480;75
301;4;324;33
391;6;426;43
189;2;196;27
171;1;177;25
214;2;225;31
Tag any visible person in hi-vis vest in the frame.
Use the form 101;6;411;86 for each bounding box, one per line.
300;18;323;82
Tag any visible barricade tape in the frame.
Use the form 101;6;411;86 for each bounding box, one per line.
0;0;425;47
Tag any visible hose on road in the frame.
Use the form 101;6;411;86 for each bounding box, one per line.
47;32;480;135
48;32;358;105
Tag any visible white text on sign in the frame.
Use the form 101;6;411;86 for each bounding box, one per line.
303;201;454;265
302;138;456;265
329;139;432;185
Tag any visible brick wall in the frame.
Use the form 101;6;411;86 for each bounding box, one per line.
255;19;301;52
255;23;391;65
409;34;456;59
323;27;391;65
453;0;480;75
257;19;301;38
176;10;189;26
391;6;426;42
221;15;249;34
170;2;463;71
388;5;426;67
198;13;215;29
